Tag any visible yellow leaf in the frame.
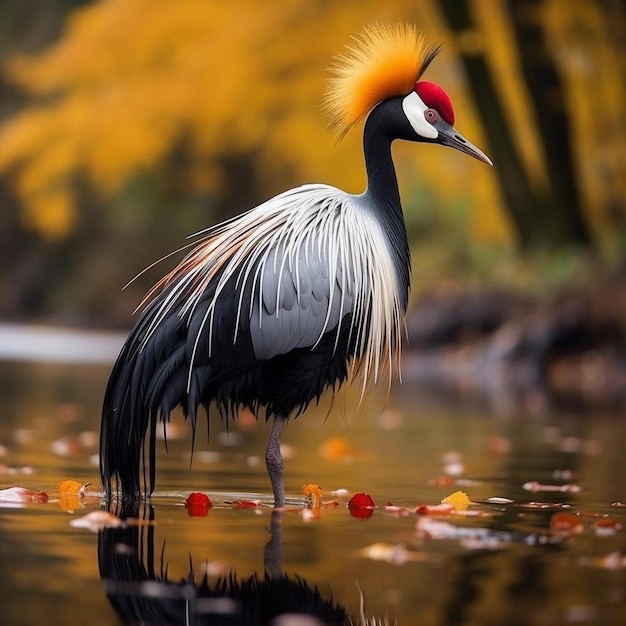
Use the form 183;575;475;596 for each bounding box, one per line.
441;490;471;512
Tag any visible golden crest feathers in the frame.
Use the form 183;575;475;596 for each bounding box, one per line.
323;23;441;138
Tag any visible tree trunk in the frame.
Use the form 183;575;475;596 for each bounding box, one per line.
506;0;593;248
438;0;594;249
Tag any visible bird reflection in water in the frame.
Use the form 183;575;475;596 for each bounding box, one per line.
98;504;384;626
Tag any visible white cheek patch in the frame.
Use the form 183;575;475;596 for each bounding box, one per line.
402;91;438;139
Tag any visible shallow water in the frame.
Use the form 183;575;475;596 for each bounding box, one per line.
1;357;625;625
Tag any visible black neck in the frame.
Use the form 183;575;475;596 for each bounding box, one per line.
360;100;411;309
362;106;402;210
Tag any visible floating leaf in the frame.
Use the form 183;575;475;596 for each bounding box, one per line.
0;486;48;504
56;480;98;512
302;483;322;513
58;479;83;494
441;490;471;512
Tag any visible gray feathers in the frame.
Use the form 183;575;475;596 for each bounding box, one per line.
250;242;355;360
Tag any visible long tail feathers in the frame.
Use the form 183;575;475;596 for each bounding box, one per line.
100;338;149;499
99;304;189;500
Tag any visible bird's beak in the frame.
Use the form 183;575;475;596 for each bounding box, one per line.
436;121;493;166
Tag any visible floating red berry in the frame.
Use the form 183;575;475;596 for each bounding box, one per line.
185;492;212;517
348;492;376;519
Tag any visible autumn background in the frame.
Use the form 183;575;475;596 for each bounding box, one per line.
0;6;625;624
0;0;624;381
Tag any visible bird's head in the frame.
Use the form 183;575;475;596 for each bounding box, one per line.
323;23;492;166
399;80;492;164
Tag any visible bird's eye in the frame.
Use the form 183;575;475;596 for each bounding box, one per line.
424;108;438;123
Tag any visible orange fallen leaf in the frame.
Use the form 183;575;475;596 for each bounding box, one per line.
57;480;83;495
57;480;98;512
302;484;322;510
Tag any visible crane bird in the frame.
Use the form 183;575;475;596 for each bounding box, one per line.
100;23;492;507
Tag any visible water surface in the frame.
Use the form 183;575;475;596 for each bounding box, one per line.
0;358;625;625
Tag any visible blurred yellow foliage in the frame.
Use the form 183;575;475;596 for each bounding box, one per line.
0;0;621;246
0;0;505;241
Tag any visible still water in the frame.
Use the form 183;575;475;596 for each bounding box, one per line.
0;356;625;625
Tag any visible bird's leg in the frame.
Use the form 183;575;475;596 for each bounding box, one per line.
265;417;285;507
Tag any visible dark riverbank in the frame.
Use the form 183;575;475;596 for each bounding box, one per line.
403;265;626;412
